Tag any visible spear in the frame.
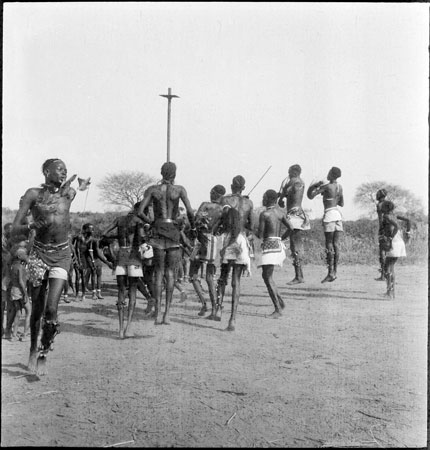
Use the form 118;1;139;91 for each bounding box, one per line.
160;88;180;162
246;166;272;197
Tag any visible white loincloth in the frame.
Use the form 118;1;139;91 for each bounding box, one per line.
257;237;287;268
220;232;252;273
323;206;343;223
286;207;311;230
386;231;406;258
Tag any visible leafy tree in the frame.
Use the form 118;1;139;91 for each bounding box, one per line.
354;181;425;221
97;171;157;210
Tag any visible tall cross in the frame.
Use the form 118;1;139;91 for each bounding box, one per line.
159;88;180;162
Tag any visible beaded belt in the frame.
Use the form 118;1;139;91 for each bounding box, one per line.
33;240;69;253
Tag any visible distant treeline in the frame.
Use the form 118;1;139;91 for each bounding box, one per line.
2;208;427;265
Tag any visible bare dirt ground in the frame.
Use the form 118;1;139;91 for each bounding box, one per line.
1;263;427;448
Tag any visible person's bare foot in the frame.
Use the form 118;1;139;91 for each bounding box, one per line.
226;320;235;331
28;350;38;373
36;353;48;376
269;310;282;319
198;305;208;316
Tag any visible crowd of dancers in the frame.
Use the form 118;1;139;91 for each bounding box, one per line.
1;158;411;375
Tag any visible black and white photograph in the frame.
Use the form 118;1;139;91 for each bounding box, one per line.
1;2;428;447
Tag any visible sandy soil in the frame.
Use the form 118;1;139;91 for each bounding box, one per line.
1;263;427;448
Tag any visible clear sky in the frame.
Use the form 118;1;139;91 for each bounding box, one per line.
3;2;429;220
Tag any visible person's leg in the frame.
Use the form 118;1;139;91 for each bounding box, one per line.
321;231;335;283
206;263;217;319
384;257;396;299
28;281;47;372
153;249;166;325
74;267;80;299
375;243;386;281
143;264;155;315
95;264;104;299
21;301;31;340
287;230;305;285
262;265;283;318
227;264;245;331
12;301;22;338
332;230;341;279
87;266;97;299
1;289;6;337
80;268;86;299
124;276;138;337
36;277;65;375
163;248;181;325
190;260;207;316
215;263;230;321
5;299;18;340
116;275;127;339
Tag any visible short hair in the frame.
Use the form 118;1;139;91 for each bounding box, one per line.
133;201;141;211
3;223;12;231
329;166;341;179
232;175;245;189
161;162;176;180
376;189;387;201
264;189;278;204
381;200;395;213
83;223;93;231
42;158;62;175
289;164;302;175
211;184;226;197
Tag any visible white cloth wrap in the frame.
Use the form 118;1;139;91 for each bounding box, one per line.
323;206;343;223
257;237;287;268
386;231;406;258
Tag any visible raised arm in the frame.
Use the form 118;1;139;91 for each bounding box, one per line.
101;218;119;238
307;181;325;200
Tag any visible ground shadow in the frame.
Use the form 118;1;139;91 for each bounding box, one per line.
169;317;223;332
2;363;40;382
278;289;386;302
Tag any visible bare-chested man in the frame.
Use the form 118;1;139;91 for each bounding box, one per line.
102;202;145;339
136;162;196;325
11;158;76;374
277;164;310;285
215;175;254;331
307;166;344;283
189;184;226;319
258;190;290;317
81;223;113;299
375;188;388;281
